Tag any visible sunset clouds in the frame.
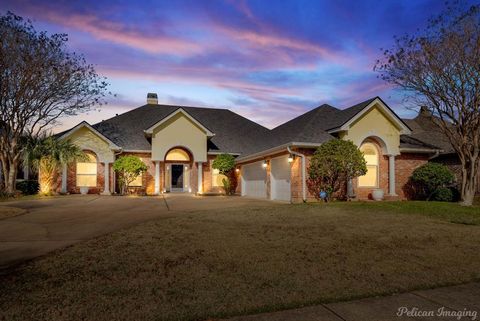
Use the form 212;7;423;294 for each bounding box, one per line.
0;0;450;131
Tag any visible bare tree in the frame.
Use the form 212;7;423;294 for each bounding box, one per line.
0;12;109;194
375;3;480;206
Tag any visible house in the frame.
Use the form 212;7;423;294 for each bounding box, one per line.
55;94;444;202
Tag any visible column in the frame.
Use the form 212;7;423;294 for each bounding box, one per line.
388;155;397;196
102;162;111;195
23;164;29;180
61;164;67;194
154;161;160;195
197;162;203;194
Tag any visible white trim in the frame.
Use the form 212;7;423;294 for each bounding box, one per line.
207;151;241;156
236;142;321;164
327;98;411;135
122;149;151;153
59;121;121;150
144;108;215;137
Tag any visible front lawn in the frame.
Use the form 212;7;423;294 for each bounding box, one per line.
1;201;479;321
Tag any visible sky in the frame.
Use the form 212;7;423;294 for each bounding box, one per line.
0;0;464;132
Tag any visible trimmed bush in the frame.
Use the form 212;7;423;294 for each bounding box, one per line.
431;187;454;202
410;163;454;201
16;180;40;195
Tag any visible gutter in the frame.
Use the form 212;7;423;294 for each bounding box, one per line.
399;147;444;154
236;142;320;164
287;146;307;203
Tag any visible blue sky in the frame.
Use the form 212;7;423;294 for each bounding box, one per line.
0;0;467;131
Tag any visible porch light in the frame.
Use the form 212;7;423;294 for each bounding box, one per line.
262;160;268;168
235;168;240;173
184;165;188;170
288;155;294;163
166;165;170;170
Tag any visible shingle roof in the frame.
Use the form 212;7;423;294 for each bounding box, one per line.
91;104;271;154
401;109;454;153
61;96;445;158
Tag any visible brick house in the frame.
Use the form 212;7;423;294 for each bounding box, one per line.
54;94;446;202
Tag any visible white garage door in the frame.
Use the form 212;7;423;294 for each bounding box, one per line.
270;155;291;201
241;161;267;198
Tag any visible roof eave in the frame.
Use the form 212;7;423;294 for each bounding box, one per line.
236;141;322;163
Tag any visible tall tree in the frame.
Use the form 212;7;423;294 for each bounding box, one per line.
375;2;480;206
0;12;109;194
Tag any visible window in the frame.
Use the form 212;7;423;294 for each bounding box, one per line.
165;148;190;161
129;174;143;187
358;143;379;187
212;168;227;187
76;154;97;187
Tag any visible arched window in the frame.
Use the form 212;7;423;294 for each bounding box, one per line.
358;143;378;187
76;154;97;187
165;148;190;161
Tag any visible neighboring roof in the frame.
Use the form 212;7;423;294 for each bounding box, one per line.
91;104;271;154
401;108;455;154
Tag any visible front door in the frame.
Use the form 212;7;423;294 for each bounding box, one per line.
171;164;184;191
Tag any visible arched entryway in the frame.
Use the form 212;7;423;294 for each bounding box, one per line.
164;147;193;192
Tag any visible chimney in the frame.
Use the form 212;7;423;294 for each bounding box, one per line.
147;93;158;105
419;106;432;117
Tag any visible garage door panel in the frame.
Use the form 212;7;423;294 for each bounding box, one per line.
242;161;267;198
271;156;291;201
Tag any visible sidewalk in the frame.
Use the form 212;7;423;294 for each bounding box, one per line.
225;282;480;321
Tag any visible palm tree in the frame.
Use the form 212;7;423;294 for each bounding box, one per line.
23;135;87;194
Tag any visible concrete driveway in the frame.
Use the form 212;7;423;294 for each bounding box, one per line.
0;194;274;271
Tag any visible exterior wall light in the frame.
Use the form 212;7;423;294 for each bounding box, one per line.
288;154;294;163
262;160;268;168
235;168;240;173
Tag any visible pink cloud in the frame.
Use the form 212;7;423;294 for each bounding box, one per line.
33;10;202;56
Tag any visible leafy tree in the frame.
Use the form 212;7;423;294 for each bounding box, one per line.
410;163;454;200
375;3;480;205
307;140;367;201
23;135;87;194
113;156;147;195
0;12;109;194
212;153;237;195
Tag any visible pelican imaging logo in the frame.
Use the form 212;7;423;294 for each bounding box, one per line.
397;307;477;320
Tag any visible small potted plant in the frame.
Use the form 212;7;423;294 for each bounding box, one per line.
79;186;89;195
372;188;384;201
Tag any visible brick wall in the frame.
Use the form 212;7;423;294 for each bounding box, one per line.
65;150;110;194
396;153;430;199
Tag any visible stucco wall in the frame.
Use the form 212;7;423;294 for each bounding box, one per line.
341;104;401;155
151;113;207;162
68;127;115;163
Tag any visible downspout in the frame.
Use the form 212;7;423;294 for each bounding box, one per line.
287;146;306;202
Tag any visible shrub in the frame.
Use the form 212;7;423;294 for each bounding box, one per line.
307;139;367;201
410;163;454;200
431;187;454;202
16;180;39;195
113;156;147;195
212;154;237;195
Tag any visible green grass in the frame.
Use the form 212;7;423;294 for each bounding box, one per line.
323;200;480;226
1;202;480;321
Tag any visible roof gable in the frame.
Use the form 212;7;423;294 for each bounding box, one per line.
59;121;121;150
144;108;215;137
327;97;411;135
